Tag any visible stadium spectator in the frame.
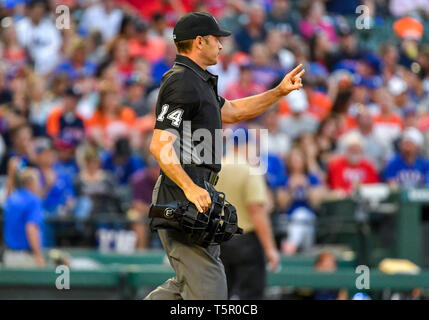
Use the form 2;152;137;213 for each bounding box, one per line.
3;168;45;267
327;132;379;196
308;30;331;75
148;12;173;40
262;105;290;159
298;1;338;45
34;138;75;246
101;137;144;186
297;133;325;179
150;42;176;87
277;147;326;255
326;27;365;71
129;156;159;249
46;86;85;142
55;38;98;81
265;0;298;35
207;40;240;96
128;20;166;64
15;0;61;75
85;30;107;66
86;86;137;149
4;124;36;194
234;3;267;54
44;73;69;111
387;76;413;115
266;29;295;70
73;147;121;218
278;89;318;141
122;74;150;116
224;64;264;100
314;117;338;172
338;107;388;170
372;86;403;153
311;90;334;123
28;76;55;136
106;36;135;86
79;0;123;42
249;42;284;89
53;136;80;182
383;127;429;188
404;64;428;109
380;43;399;81
312;251;348;300
1;18;27;76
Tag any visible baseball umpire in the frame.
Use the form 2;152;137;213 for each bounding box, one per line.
145;12;305;300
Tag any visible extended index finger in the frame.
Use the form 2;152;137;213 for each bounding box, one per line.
288;64;303;77
294;69;305;79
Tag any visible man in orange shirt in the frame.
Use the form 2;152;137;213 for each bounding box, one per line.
46;87;85;143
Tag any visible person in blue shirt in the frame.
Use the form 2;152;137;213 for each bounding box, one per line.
53;136;80;181
234;4;267;54
264;152;288;188
383;127;429;188
276;147;326;255
34;138;76;246
54;39;97;80
101;137;144;185
151;42;176;86
3;168;46;267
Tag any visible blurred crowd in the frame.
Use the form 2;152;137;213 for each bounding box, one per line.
1;0;429;256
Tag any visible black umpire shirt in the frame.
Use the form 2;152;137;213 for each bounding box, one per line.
154;54;225;173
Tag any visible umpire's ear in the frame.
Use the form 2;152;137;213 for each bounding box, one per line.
195;36;205;50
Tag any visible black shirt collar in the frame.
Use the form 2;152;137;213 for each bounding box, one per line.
175;54;217;82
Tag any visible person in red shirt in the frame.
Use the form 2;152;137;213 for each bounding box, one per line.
328;132;379;196
117;0;194;27
224;64;265;100
128;21;167;63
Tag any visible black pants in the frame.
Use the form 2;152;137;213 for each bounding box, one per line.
220;232;266;300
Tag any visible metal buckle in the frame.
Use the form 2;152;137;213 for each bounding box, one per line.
211;174;219;186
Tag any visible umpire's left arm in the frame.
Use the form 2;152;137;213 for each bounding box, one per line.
221;64;305;123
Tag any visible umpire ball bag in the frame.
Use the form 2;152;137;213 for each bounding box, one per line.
149;181;243;247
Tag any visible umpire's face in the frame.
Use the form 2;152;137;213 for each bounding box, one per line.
199;35;223;66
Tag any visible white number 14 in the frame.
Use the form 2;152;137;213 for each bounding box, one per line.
157;104;184;128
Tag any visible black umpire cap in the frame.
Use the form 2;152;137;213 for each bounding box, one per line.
173;12;231;42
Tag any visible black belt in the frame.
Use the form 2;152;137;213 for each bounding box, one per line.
197;167;219;186
182;164;219;186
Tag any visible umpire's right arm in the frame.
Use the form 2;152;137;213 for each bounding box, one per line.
150;129;211;213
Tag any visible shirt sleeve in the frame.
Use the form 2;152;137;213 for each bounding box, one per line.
26;197;43;226
309;174;320;186
365;162;380;183
327;159;343;190
219;96;226;109
244;169;268;205
382;158;397;182
154;76;199;133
